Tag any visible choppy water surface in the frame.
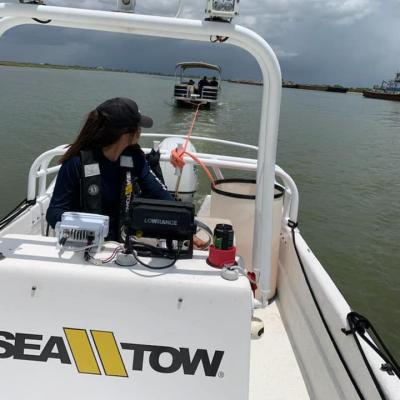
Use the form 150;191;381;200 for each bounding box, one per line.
1;66;399;357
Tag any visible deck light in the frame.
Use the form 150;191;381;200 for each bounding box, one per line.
205;0;240;21
117;0;136;12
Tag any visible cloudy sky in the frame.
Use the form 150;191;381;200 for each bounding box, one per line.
0;0;399;86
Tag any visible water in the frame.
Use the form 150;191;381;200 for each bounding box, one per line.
1;66;399;358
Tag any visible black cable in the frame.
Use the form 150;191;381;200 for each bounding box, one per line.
131;241;171;257
289;221;366;400
210;35;229;43
59;236;68;247
133;240;181;260
33;18;52;24
84;236;94;262
132;251;177;270
0;199;28;220
18;1;51;23
343;312;400;399
0;199;31;231
130;240;181;270
354;314;400;378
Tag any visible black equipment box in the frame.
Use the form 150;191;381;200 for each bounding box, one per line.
129;199;195;259
129;199;195;239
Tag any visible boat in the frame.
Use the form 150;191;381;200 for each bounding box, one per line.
363;91;400;101
363;72;400;101
227;79;263;86
282;80;298;89
173;62;221;108
0;2;399;399
282;83;348;92
296;83;328;91
327;86;349;93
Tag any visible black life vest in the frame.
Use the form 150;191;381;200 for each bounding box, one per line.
80;150;140;241
145;148;166;185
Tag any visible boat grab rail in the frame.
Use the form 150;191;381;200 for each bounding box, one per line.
142;133;258;151
27;141;299;224
27;145;67;202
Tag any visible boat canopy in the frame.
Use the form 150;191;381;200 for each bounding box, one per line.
175;62;221;73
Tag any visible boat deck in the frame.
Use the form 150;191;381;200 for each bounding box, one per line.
250;304;310;400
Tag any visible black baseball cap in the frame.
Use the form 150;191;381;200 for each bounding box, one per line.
96;97;153;129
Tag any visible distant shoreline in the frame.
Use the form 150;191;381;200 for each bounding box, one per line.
0;60;174;77
0;61;370;92
0;61;261;85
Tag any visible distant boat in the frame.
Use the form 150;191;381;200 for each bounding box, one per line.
282;81;298;89
363;90;400;101
297;84;328;91
283;83;348;93
228;79;263;86
327;86;349;93
363;72;400;102
173;62;221;109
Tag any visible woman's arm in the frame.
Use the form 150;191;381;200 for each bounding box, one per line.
46;157;82;228
136;154;174;201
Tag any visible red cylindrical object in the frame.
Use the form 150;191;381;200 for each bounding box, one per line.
207;245;236;269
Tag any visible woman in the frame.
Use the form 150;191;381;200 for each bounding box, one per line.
46;97;173;241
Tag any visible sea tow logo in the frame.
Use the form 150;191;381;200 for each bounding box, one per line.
143;218;178;226
0;329;224;378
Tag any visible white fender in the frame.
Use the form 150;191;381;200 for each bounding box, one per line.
159;137;198;202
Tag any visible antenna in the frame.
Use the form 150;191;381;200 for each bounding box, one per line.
175;0;184;18
117;0;136;13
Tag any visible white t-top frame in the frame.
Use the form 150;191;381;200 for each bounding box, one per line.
0;2;282;305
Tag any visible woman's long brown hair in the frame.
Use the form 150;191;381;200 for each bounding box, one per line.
60;110;138;163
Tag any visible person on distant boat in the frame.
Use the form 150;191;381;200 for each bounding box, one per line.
210;77;219;87
198;76;210;95
187;79;195;96
46;97;173;241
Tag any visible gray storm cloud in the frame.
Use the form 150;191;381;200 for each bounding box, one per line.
0;0;399;86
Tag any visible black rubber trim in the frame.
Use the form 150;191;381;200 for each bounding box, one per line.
211;179;284;200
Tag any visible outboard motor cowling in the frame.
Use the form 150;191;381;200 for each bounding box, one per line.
159;137;198;202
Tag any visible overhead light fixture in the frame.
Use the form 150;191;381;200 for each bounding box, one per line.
205;0;240;21
117;0;136;12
